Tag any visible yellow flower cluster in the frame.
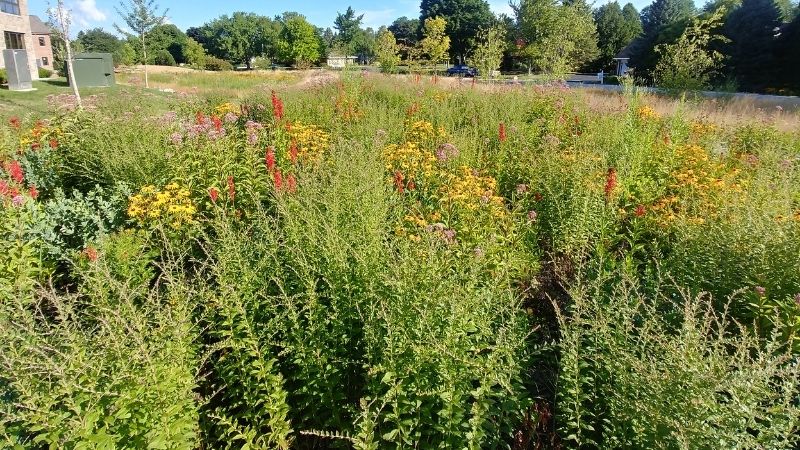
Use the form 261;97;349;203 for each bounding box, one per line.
214;102;237;115
288;123;329;162
406;120;447;145
651;144;747;225
440;166;506;217
128;183;196;229
690;120;717;136
19;122;62;148
383;141;437;184
637;105;660;121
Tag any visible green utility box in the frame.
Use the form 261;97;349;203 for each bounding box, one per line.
67;53;115;88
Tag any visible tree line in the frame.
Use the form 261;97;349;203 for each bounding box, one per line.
61;0;800;93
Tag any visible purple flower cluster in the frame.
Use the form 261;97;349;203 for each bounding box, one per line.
435;143;459;162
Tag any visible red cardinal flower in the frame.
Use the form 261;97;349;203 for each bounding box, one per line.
286;173;297;193
499;122;507;142
83;245;99;262
604;168;617;200
5;160;24;184
393;171;405;194
212;116;223;132
49;138;58;149
273;169;283;191
289;140;298;165
9;117;20;129
271;90;284;120
0;180;9;197
28;186;39;199
208;187;219;203
634;204;646;217
227;176;235;201
265;147;276;172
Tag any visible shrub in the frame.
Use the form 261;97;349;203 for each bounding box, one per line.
556;273;800;448
153;49;177;66
0;231;201;449
204;57;233;71
0;68;6;84
37;67;53;78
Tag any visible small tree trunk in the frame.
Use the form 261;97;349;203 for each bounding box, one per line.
64;36;82;109
142;34;149;88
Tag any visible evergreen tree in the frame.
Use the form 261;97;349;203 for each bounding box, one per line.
420;0;493;63
773;11;800;92
333;6;364;54
724;0;782;91
595;2;642;70
641;0;695;34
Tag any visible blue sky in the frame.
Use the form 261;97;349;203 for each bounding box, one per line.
28;0;657;35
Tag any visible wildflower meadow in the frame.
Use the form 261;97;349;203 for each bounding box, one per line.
1;72;800;449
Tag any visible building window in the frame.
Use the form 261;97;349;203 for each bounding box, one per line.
0;0;20;15
39;36;46;46
3;31;25;49
41;56;49;66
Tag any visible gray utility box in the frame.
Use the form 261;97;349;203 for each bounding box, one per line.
3;49;34;91
67;53;115;88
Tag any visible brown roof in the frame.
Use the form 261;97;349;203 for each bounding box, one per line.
29;15;51;35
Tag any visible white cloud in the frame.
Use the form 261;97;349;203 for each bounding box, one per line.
488;0;514;17
361;9;398;29
71;0;107;27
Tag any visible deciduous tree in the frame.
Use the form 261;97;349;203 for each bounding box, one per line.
420;16;451;72
276;14;323;69
376;28;401;72
595;2;642;70
114;0;168;88
420;0;493;63
468;25;506;78
48;0;81;108
724;0;782;91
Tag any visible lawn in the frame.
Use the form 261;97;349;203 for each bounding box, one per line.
1;70;799;449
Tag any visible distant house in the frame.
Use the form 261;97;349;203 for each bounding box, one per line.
326;55;357;68
0;0;40;80
29;15;53;73
613;38;646;76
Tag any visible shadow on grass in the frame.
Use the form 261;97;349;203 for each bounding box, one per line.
40;79;70;87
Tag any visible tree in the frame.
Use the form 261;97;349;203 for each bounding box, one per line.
351;28;377;63
641;0;695;34
420;0;493;63
513;0;599;76
388;17;421;45
333;6;364;54
195;13;277;68
76;28;122;54
773;12;800;92
420;16;451;72
276;14;322;69
128;24;186;64
48;0;81;108
595;2;642;70
376;28;401;72
724;0;782;91
468;25;506;78
653;8;727;90
114;0;168;89
116;42;136;66
182;38;207;68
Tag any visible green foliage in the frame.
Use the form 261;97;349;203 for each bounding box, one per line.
468;25;506;78
654;8;728;90
420;17;451;71
115;42;137;66
195;12;280;68
276;14;323;68
641;0;696;34
375;29;402;73
0;232;200;449
595;2;643;70
204;56;234;71
333;6;365;54
513;0;599;76
556;274;800;448
37;67;52;79
723;0;782;91
182;38;207;68
0;69;6;85
77;27;125;65
420;0;494;61
153;49;177;66
388;17;420;45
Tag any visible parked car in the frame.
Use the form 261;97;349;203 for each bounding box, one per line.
446;65;478;77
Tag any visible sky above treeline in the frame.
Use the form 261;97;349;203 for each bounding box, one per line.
29;0;663;34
